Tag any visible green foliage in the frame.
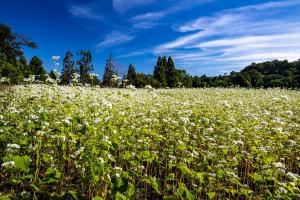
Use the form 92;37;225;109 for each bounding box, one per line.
102;54;116;87
0;23;36;63
28;56;46;76
126;64;137;86
77;50;94;84
0;23;40;84
61;51;76;85
1;85;299;199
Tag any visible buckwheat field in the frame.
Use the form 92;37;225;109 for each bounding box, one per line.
0;85;299;199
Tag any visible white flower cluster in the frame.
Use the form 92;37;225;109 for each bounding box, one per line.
145;85;153;89
101;100;113;109
1;161;15;167
71;146;85;158
6;143;20;150
89;73;98;78
23;75;35;83
0;77;10;83
126;84;136;89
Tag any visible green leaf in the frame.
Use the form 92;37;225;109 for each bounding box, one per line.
286;185;294;194
13;155;30;173
92;197;104;200
207;192;216;200
126;183;135;197
0;195;10;200
29;183;39;192
115;192;127;200
166;173;175;180
177;183;194;200
68;191;83;200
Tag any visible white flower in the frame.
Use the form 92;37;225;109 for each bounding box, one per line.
89;73;98;77
220;100;230;107
126;85;136;89
6;143;20;149
98;157;104;164
286;172;299;180
51;56;60;60
74;147;85;156
145;85;152;89
1;161;15;167
281;95;289;101
233;140;244;145
115;173;120;178
278;187;288;194
114;166;123;171
273;162;285;169
101;100;113;109
180;117;189;123
169;155;176;160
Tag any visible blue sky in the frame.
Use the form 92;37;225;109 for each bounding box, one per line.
1;0;300;77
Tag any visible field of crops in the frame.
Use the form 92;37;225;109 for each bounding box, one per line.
0;85;299;199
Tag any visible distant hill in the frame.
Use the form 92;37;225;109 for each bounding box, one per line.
192;59;300;89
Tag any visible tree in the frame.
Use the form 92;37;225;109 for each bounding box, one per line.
166;56;178;87
153;56;167;87
77;50;93;84
102;54;116;87
0;23;37;63
61;51;76;85
29;56;46;77
0;23;37;84
17;55;30;77
231;72;251;88
246;69;263;88
126;64;137;86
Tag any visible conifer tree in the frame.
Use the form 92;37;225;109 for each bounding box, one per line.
126;64;137;86
102;54;116;87
29;56;45;76
61;51;76;85
166;56;178;87
77;50;93;84
154;56;167;87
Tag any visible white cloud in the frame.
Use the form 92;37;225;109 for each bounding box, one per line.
130;0;214;29
96;31;134;49
69;5;103;21
154;0;300;75
113;0;158;13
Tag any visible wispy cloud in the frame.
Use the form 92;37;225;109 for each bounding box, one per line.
96;31;134;49
116;50;148;59
113;0;158;13
130;0;214;29
69;5;103;21
154;0;300;75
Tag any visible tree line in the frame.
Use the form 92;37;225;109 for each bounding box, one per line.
1;22;300;88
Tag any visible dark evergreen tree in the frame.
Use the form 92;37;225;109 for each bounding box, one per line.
29;56;46;76
153;56;167;87
17;55;30;77
61;51;76;85
126;64;137;86
77;50;93;84
102;54;116;87
166;56;178;87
